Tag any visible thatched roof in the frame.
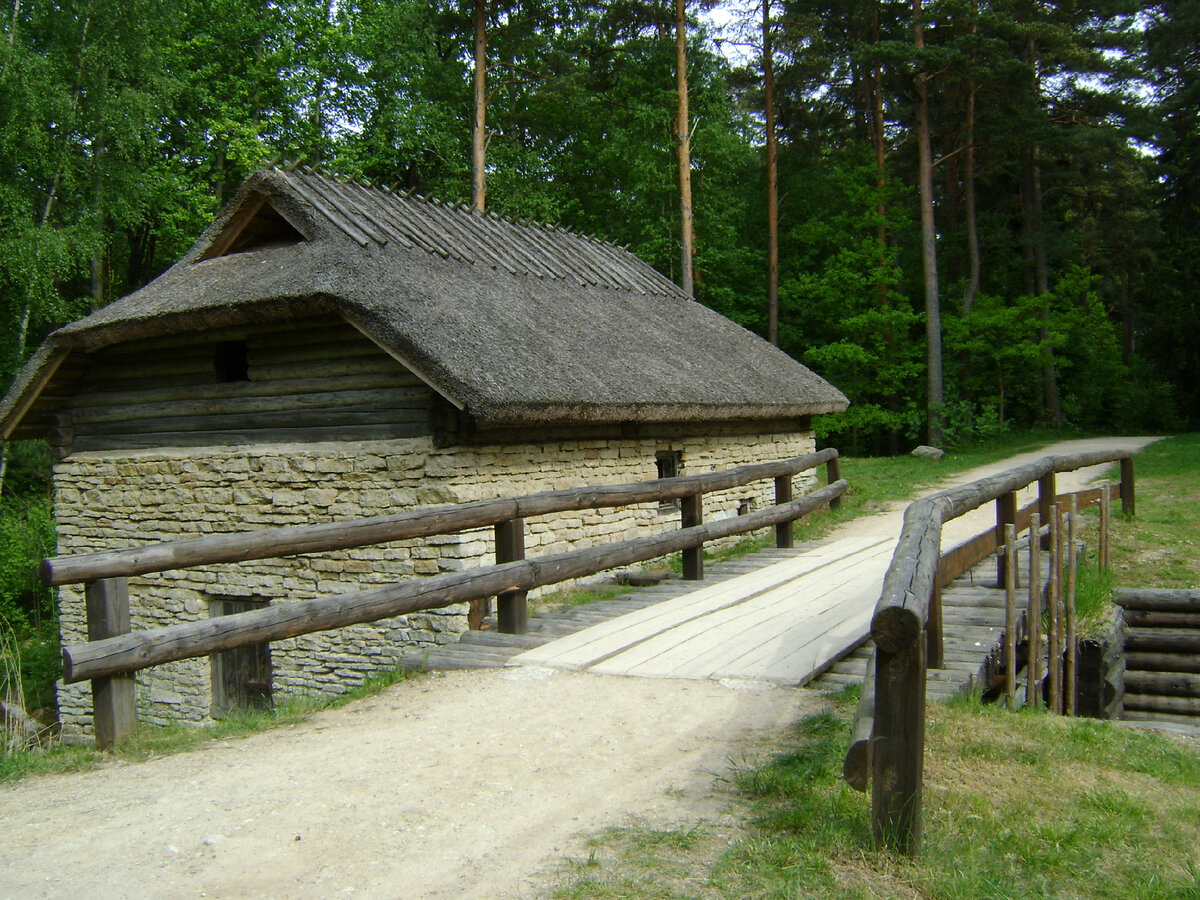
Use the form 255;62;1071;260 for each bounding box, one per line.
0;168;846;437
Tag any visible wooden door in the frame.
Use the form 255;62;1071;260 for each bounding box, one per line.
210;597;272;715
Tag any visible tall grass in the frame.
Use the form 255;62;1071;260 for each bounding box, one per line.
0;614;24;753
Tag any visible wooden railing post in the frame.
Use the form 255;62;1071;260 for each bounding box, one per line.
1038;473;1055;548
774;475;793;549
495;518;527;634
827;455;843;510
1065;495;1078;716
1028;512;1043;707
1120;457;1135;517
927;580;944;670
995;490;1017;587
85;577;136;750
681;494;704;580
1004;523;1018;709
871;636;926;856
1099;486;1112;569
1048;504;1063;714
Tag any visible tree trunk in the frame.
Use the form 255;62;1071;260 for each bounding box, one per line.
1121;270;1135;365
914;0;944;446
1032;146;1062;426
1;0;21;84
764;0;778;344
871;1;888;304
963;1;981;312
471;0;487;213
963;78;980;312
872;1;900;454
674;0;695;297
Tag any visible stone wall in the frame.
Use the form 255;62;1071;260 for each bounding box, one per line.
53;429;816;736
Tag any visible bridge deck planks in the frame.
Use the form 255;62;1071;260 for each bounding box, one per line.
513;536;893;683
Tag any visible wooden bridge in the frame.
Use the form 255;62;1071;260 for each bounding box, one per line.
411;442;1138;699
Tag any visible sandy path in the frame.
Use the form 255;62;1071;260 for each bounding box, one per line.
0;436;1159;900
2;670;819;900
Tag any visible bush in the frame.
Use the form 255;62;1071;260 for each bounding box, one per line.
0;496;55;632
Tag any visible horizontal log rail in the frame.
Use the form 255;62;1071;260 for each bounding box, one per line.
43;448;840;587
845;448;1137;856
933;488;1103;593
62;481;848;683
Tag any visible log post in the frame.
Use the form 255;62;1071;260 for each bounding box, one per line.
1065;495;1078;716
1099;487;1112;569
86;577;137;750
1048;504;1062;714
996;491;1017;588
681;493;704;580
1004;523;1017;709
1120;457;1135;517
495;518;527;634
1038;473;1055;548
871;636;926;856
1028;513;1043;707
927;583;944;670
774;475;793;549
843;651;876;792
827;455;843;510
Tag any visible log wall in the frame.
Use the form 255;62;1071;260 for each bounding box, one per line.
48;315;433;454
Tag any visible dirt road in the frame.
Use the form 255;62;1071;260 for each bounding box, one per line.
0;437;1159;899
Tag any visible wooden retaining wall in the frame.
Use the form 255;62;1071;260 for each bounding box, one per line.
1116;588;1200;725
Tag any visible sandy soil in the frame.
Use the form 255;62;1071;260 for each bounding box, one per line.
0;437;1160;900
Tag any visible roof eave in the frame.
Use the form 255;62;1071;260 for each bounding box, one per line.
467;399;849;429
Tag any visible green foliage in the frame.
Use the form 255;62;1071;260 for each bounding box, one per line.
0;0;1187;448
0;497;55;633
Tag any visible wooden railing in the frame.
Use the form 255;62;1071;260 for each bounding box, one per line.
842;449;1136;856
49;449;845;749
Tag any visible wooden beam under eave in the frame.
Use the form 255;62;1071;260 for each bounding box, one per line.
197;196;269;261
337;309;466;412
1;348;70;442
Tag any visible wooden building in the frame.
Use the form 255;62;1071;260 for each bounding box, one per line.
0;167;847;734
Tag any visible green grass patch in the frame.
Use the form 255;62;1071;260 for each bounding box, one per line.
554;702;1200;899
1103;433;1200;589
0;665;417;783
531;583;634;615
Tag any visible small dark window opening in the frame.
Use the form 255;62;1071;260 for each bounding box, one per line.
656;450;683;512
215;340;249;382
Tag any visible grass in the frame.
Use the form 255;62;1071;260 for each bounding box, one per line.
556;695;1200;900
551;432;1200;899
0;664;416;782
1105;433;1200;589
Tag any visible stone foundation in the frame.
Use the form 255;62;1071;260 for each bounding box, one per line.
53;429;817;735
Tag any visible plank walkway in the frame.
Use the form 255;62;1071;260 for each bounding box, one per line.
401;533;1024;703
512;534;891;682
397;543;836;674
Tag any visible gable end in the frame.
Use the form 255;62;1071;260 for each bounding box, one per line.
198;195;306;261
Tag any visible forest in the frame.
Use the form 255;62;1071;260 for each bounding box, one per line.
0;1;1195;681
1;0;1196;449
